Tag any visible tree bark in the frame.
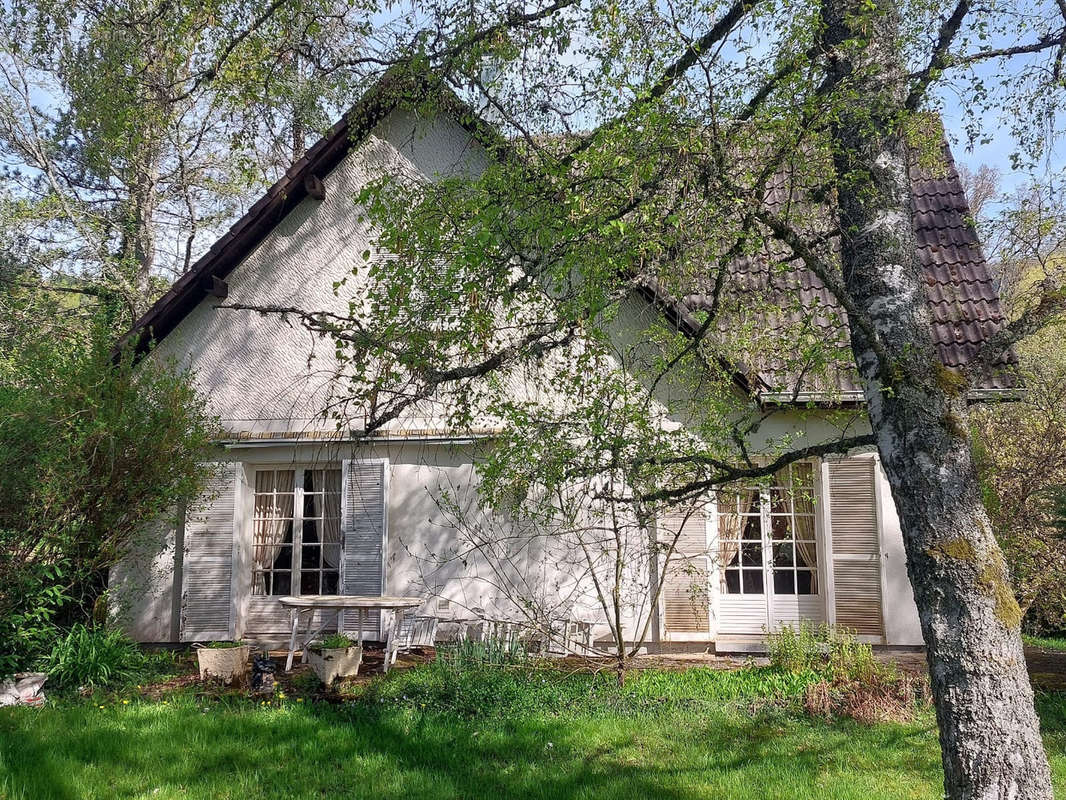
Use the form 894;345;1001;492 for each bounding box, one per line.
820;0;1054;798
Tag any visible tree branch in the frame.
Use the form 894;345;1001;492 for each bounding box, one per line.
905;0;972;111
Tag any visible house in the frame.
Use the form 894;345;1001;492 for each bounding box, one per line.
111;71;1012;651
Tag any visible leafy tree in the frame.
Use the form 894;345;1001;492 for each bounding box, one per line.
0;0;375;324
218;0;1066;791
973;336;1066;635
0;289;217;676
970;170;1066;635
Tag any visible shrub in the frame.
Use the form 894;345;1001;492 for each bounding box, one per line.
804;669;930;723
0;317;216;674
766;621;828;672
40;624;146;690
826;627;877;682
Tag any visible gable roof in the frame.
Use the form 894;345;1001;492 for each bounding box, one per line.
120;70;1012;402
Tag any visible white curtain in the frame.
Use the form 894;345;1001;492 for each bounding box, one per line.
313;469;342;569
716;489;756;570
794;515;818;593
253;470;294;594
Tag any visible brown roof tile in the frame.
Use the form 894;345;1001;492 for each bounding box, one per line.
682;141;1013;397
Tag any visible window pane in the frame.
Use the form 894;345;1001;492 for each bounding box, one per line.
741;542;762;566
741;517;761;540
322;570;339;594
720;542;741;567
742;569;764;594
797;570;814;595
769;486;790;515
302;543;321;569
773;569;796;594
275;470;295;493
795;540;817;570
770;515;791;540
300;570;320;595
272;571;292;595
772;542;794;567
254;470;275;493
724;569;741;594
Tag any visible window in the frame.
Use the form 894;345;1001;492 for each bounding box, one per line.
718;489;764;595
718;463;818;596
769;463;817;596
253;467;341;596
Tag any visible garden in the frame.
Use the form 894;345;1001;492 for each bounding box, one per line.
3;625;1066;800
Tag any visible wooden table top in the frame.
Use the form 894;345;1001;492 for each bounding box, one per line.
278;595;423;610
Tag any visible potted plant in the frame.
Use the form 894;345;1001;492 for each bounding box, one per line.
307;634;362;685
195;641;250;684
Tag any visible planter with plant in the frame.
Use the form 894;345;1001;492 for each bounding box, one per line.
307;634;362;685
195;641;249;683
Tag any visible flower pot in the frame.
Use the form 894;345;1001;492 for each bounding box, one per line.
196;645;250;684
307;645;363;685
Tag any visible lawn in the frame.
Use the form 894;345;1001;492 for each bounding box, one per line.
1025;635;1066;652
2;661;1065;800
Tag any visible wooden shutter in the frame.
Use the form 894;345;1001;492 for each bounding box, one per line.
660;510;710;634
181;463;237;641
341;460;387;634
827;457;884;638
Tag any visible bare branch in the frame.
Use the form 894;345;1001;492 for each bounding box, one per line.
905;0;972;111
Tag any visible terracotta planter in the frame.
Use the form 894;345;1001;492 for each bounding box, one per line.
307;645;363;685
196;645;250;684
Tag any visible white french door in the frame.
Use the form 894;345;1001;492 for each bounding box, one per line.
243;466;342;636
717;463;824;635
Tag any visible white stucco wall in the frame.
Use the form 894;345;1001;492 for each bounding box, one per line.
109;516;177;642
149;108;489;433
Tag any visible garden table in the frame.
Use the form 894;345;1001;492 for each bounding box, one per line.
278;595;423;672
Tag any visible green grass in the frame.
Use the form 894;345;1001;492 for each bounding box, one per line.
2;665;1065;800
1025;635;1066;652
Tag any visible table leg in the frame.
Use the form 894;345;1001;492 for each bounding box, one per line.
285;609;299;672
385;609;404;672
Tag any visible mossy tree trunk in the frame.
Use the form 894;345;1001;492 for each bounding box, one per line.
821;0;1053;797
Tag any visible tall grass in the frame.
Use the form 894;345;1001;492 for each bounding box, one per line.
39;624;145;689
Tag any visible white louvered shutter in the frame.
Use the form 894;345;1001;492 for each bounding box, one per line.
181;463;237;641
660;510;710;634
827;457;885;638
341;460;387;635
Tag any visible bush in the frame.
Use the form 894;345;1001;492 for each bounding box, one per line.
827;627;877;682
40;624;146;690
0;316;216;675
766;624;930;723
766;622;878;682
766;621;829;673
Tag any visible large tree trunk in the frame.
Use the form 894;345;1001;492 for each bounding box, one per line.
820;0;1053;798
